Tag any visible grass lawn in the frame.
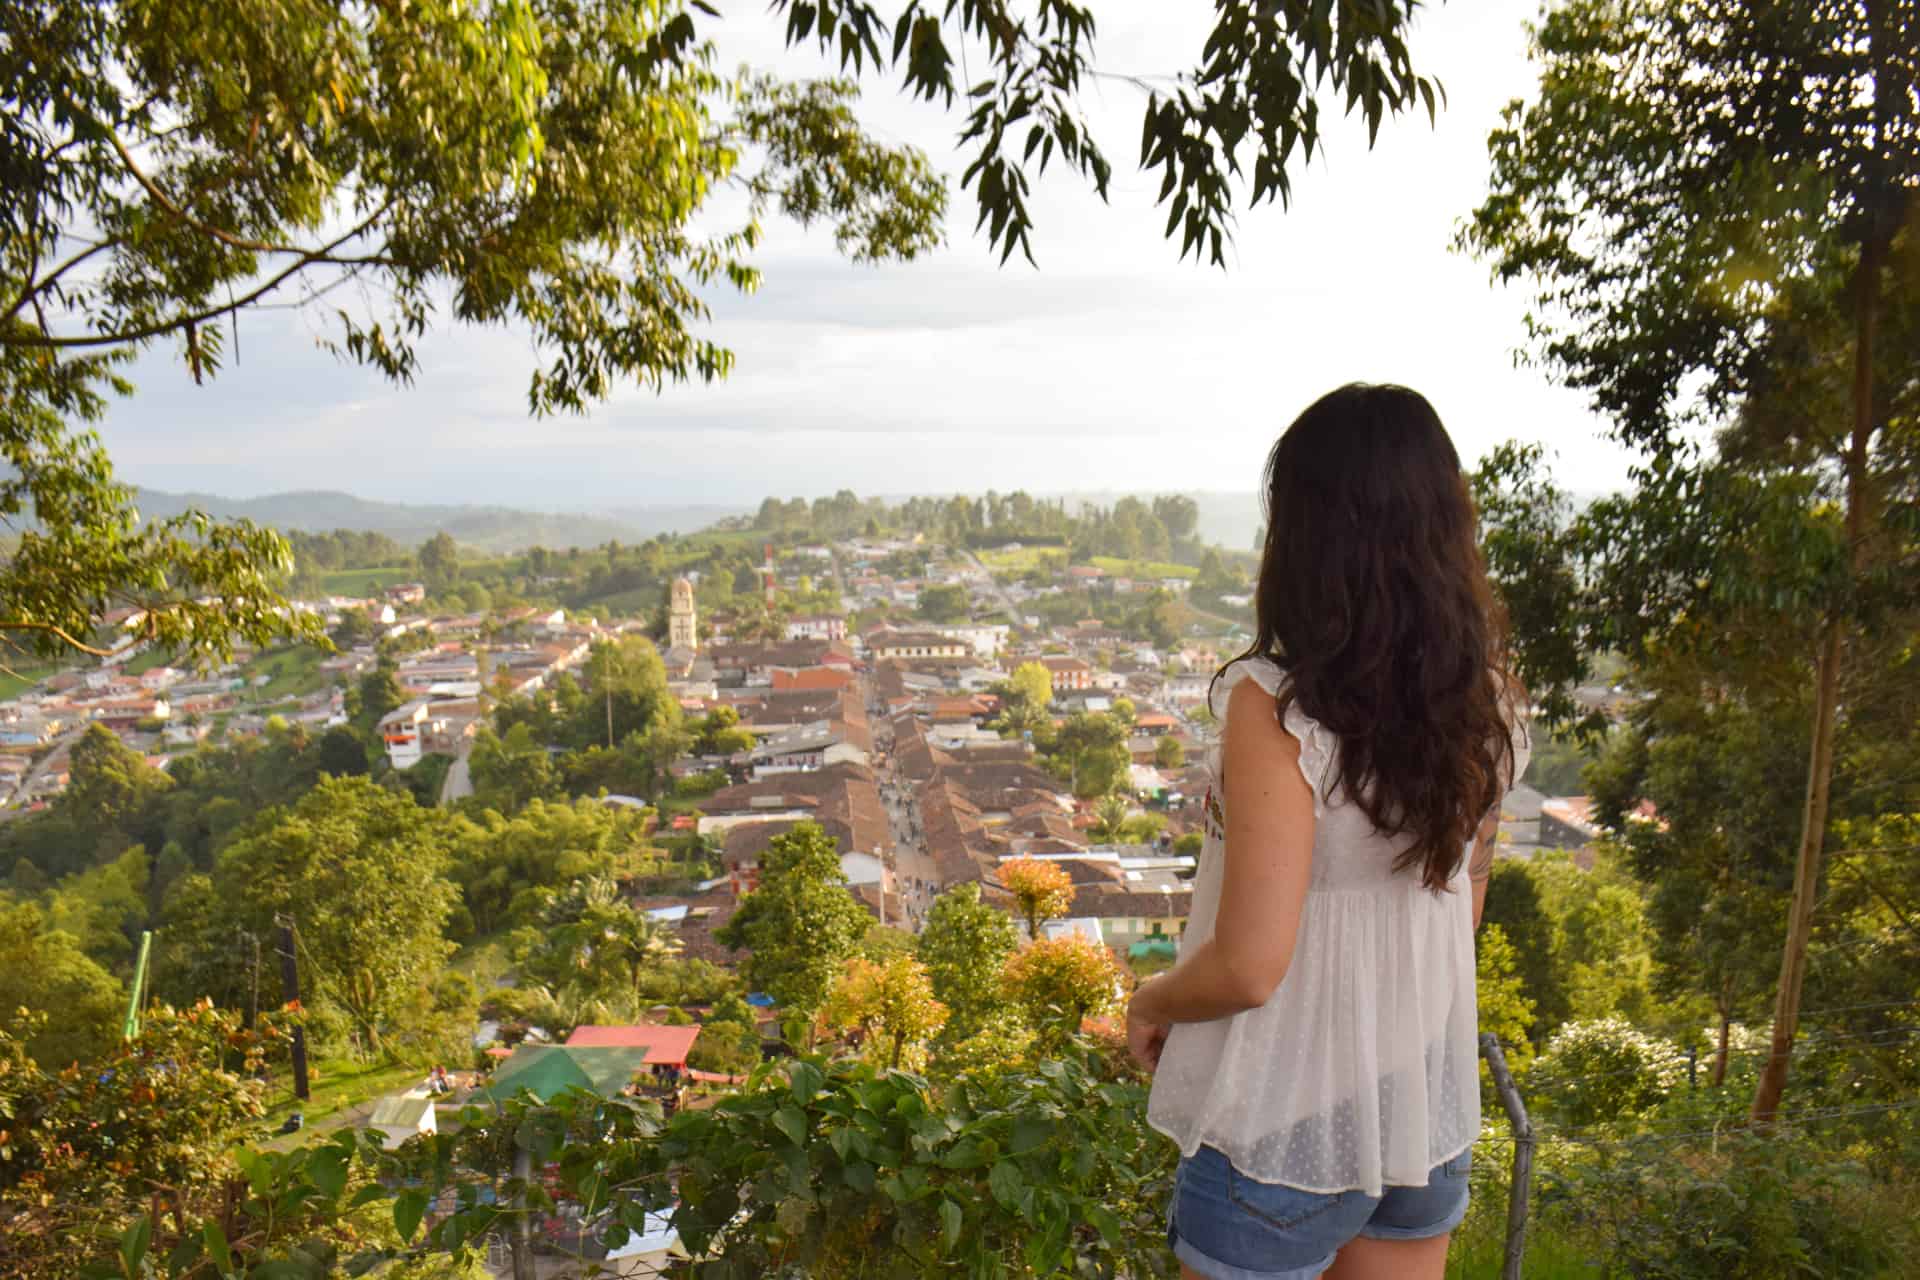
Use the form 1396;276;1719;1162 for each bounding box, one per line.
0;658;61;701
975;546;1066;576
261;1055;425;1131
319;565;416;596
1088;556;1197;580
239;644;333;702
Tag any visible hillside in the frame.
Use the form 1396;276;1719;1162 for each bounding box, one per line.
130;488;754;553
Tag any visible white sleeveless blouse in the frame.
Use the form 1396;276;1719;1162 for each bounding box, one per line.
1147;656;1530;1196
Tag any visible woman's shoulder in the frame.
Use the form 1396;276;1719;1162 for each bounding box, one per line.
1206;654;1287;719
1209;655;1338;815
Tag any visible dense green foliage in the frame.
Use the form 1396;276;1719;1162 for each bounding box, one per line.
1463;0;1919;1119
916;883;1020;1043
716;823;874;1019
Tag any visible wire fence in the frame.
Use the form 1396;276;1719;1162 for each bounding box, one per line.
1473;1096;1920;1154
1474;1022;1920;1276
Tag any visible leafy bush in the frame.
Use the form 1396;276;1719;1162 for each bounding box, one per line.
68;1045;1180;1279
687;1019;760;1076
662;1050;1177;1277
1530;1016;1687;1127
1538;1135;1920;1279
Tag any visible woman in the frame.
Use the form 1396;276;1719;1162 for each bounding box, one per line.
1129;384;1529;1280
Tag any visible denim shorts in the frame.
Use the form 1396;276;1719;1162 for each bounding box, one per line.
1166;1145;1471;1280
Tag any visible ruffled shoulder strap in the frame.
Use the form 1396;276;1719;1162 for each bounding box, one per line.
1209;656;1338;818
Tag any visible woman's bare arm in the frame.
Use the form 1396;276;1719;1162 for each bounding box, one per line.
1469;807;1500;929
1130;678;1316;1027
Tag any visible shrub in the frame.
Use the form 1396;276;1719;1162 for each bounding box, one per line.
1530;1016;1687;1127
686;1019;759;1076
1538;1134;1919;1279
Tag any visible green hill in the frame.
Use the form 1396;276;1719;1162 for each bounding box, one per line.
129;488;752;554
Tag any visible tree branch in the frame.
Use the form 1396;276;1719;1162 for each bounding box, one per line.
6;237;123;327
0;202;398;351
0;619;121;657
102;121;327;259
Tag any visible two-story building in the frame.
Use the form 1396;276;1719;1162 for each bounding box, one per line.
1037;655;1094;692
866;631;969;662
785;614;848;642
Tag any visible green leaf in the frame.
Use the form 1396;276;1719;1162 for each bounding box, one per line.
939;1197;963;1253
204;1220;235;1274
938;1139;989;1169
988;1159;1024;1209
788;1059;825;1104
772;1104;808;1145
1008;1114;1050;1154
1085;1202;1125;1245
309;1146;348;1201
119;1216;151;1278
347;1183;389;1209
392;1187;429;1244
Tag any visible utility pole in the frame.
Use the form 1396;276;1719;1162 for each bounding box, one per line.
242;929;261;1030
121;930;153;1040
277;917;311;1102
606;686;614;749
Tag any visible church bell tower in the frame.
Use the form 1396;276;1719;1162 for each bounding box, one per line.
668;577;697;651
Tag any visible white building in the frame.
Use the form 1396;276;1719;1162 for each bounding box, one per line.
785;614;847;642
934;622;1010;660
377;700;439;770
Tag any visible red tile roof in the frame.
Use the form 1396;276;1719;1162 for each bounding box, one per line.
565;1024;702;1066
771;667;855;691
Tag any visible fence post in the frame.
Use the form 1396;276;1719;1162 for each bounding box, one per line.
1479;1032;1532;1280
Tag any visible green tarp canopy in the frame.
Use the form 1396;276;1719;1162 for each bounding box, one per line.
476;1044;653;1103
1128;926;1178;963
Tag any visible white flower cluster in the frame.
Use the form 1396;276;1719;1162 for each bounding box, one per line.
1703;1020;1773;1058
1534;1016;1690;1123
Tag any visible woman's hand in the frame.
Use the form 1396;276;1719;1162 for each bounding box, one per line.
1127;981;1170;1072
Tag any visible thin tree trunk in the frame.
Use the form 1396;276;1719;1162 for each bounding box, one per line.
1710;1000;1732;1088
1750;233;1881;1124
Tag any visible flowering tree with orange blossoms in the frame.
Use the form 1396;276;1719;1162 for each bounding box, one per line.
996;858;1076;941
1002;935;1126;1051
821;955;949;1072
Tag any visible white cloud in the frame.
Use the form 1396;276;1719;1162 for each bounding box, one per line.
100;0;1630;508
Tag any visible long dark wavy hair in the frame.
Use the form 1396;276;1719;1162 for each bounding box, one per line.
1223;383;1519;891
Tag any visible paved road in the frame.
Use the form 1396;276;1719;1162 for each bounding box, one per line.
867;687;937;930
961;550;1021;625
439;742;474;806
1;725;87;817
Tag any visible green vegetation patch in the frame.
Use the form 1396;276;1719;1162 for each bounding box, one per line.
0;659;61;701
261;1056;427;1134
974;546;1058;575
319;566;416;596
1088;556;1197;580
238;645;333;702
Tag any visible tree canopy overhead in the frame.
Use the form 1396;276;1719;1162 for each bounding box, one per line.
2;0;1444;662
1463;0;1917;1120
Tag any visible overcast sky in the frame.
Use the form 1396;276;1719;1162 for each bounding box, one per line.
99;0;1630;510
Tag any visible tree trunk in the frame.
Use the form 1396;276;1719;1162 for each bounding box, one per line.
1710;1002;1732;1088
1750;233;1881;1125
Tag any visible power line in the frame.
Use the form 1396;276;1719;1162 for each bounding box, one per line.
1514;1023;1920;1090
1796;996;1920;1018
1473;1098;1920;1152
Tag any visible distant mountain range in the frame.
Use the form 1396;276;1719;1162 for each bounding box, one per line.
132;485;1597;559
131;488;755;554
127;487;1275;556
